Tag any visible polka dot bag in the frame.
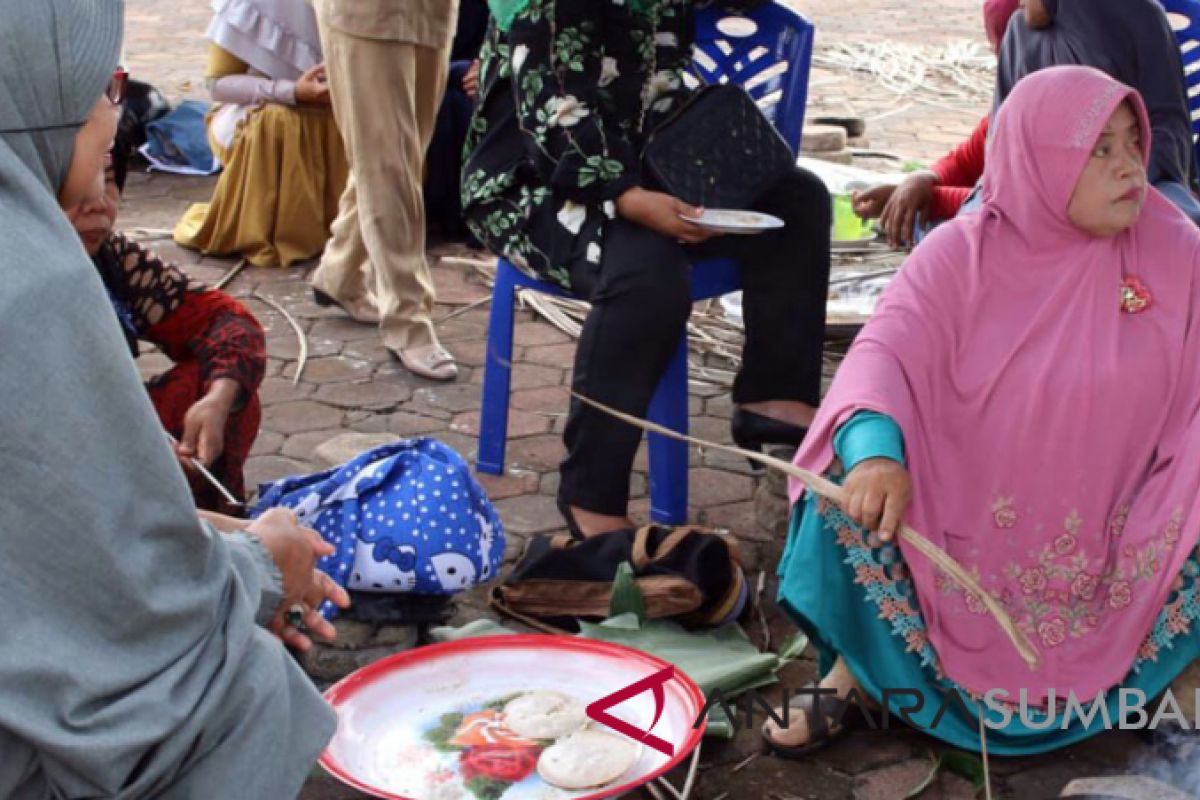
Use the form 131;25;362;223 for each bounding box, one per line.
251;438;505;619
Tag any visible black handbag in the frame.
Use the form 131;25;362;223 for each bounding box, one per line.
642;83;795;210
490;525;749;633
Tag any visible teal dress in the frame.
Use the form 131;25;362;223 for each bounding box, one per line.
777;412;1200;755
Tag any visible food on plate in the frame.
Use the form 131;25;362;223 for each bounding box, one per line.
502;691;587;740
536;729;639;790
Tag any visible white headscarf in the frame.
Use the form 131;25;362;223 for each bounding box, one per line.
206;0;322;80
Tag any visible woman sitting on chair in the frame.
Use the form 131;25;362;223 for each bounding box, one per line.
767;66;1200;757
463;0;832;537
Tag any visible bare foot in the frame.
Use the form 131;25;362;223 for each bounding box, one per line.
567;505;632;537
740;400;818;429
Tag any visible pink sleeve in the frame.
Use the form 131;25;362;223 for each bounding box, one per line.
209;74;297;106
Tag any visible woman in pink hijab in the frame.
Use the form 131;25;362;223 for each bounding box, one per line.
767;65;1200;757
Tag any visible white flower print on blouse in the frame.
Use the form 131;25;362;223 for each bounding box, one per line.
557;201;587;234
547;95;590;128
599;56;620;88
512;44;529;74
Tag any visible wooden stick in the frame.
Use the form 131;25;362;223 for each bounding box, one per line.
214;258;247;292
252;292;309;386
570;392;1040;671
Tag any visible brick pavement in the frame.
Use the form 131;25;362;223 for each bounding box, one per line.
118;1;1146;798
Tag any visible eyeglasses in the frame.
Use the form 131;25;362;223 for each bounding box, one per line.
107;67;128;106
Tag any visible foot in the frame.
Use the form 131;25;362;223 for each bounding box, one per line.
311;285;380;325
391;343;458;382
762;658;874;749
565;505;632;538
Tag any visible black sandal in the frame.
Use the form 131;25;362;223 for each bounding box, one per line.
760;684;872;760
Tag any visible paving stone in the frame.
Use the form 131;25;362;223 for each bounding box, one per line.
340;338;390;363
521;341;578;368
450;408;552;439
265;331;342;360
385;411;449;438
258;376;315;405
689;467;756;506
347;412;391;434
493;493;566;535
308;317;381;342
283;356;373;385
315;432;401;467
411;383;485;415
852;759;935;800
444;339;492;370
515;324;572;347
510;385;570;414
267;401;345;434
315;379;411;410
475;470;541;501
701;501;761;538
281;430;345;461
436;317;487;343
249;429;285;457
472;362;564;390
245;455;312;489
506;434;567;472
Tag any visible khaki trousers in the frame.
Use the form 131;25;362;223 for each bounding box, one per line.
312;4;449;351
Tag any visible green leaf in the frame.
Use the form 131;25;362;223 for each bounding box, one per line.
902;749;985;798
608;561;646;621
941;749;986;792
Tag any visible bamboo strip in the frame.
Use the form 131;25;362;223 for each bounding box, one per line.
571;392;1041;671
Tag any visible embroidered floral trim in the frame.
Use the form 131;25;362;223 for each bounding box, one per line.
820;495;1200;689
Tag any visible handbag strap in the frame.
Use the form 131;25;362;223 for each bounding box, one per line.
631;525;713;570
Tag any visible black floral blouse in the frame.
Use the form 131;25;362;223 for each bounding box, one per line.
462;0;758;290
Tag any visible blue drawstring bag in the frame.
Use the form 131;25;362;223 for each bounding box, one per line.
142;99;219;175
251;438;505;619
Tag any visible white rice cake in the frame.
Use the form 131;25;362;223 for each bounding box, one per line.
503;691;587;740
537;729;639;790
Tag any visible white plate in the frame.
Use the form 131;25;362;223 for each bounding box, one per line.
319;634;707;800
682;208;785;234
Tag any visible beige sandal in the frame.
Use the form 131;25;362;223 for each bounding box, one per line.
392;344;458;382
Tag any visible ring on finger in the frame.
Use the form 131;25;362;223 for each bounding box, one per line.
284;603;307;628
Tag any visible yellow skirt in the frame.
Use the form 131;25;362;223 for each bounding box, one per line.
174;103;348;267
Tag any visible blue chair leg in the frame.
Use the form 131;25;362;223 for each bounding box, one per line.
647;336;690;524
477;263;518;475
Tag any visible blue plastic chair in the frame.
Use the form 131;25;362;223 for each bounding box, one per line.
1160;0;1200;168
477;1;816;524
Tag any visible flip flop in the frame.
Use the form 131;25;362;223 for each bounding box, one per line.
391;344;459;382
760;683;872;760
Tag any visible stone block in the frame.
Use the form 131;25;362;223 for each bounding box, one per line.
802;123;848;152
314;432;402;467
298;626;420;683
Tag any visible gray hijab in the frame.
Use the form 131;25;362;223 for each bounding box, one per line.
994;0;1195;190
0;3;333;798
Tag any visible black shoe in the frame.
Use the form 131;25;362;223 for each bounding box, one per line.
731;408;808;469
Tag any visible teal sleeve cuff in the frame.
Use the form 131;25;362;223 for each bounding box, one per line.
833;410;905;472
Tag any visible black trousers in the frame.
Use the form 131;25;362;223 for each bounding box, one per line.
559;165;832;515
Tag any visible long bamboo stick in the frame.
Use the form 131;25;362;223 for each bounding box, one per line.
571;392;1040;671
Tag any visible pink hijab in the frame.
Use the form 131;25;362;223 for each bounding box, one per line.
791;66;1200;704
983;0;1019;52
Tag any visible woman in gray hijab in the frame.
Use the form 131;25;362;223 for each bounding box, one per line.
0;3;342;797
995;0;1200;220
